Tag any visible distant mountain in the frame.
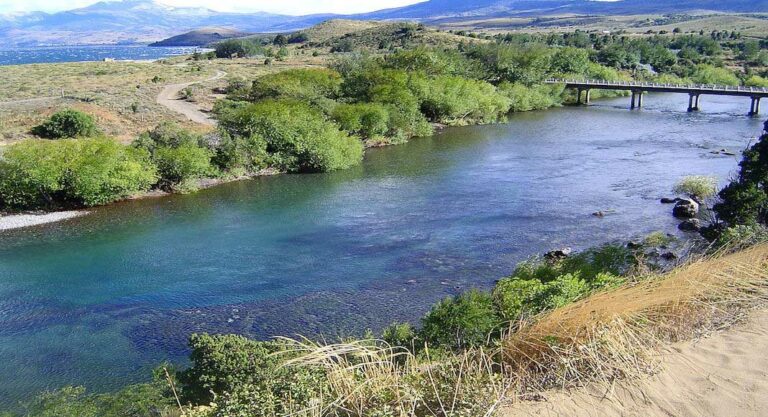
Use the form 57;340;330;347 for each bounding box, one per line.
1;0;766;46
149;27;251;46
0;0;330;46
362;0;768;20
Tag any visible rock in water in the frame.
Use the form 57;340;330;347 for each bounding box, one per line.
678;218;702;232
545;248;572;261
673;199;699;218
660;197;680;204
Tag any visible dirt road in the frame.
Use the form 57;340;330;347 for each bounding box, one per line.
156;70;226;126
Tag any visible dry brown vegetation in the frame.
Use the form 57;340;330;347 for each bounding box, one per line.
264;244;768;416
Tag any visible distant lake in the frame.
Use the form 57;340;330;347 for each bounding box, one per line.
0;45;204;66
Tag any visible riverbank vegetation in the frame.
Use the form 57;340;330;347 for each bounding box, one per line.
2;20;762;214
9;239;768;417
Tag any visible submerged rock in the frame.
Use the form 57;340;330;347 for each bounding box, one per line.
673;199;699;218
660;197;680;204
678;219;702;232
545;248;572;261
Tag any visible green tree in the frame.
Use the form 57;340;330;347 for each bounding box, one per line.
218;100;363;172
31;109;97;139
714;132;768;226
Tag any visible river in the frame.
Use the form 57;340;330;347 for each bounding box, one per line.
0;93;763;404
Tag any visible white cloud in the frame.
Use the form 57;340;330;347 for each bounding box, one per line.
0;0;426;15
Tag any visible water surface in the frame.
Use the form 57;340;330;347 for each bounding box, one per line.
0;45;203;66
0;93;763;404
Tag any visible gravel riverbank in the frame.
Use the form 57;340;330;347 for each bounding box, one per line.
0;210;89;231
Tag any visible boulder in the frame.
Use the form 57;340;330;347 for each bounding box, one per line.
627;240;643;249
678;218;702;232
661;251;678;261
673;199;699;218
545;247;572;261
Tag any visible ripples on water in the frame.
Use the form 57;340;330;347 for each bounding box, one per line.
0;45;204;66
0;93;764;404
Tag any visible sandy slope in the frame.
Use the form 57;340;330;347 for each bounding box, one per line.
156;70;226;125
502;309;768;417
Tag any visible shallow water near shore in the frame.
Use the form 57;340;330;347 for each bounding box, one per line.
0;93;763;405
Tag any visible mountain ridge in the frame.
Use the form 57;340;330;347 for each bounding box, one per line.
1;0;766;46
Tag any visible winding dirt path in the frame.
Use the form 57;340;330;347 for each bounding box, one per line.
156;70;226;126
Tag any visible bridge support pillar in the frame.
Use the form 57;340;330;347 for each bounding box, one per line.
750;97;761;116
631;91;636;109
576;88;583;105
637;91;644;108
585;89;591;105
688;94;700;112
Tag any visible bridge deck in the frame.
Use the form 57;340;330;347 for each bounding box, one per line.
545;79;768;98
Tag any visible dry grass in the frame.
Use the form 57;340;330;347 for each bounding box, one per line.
270;244;768;416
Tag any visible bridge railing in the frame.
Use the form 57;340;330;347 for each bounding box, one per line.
545;78;768;93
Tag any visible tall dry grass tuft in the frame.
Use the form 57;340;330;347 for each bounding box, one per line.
501;243;768;402
274;244;768;416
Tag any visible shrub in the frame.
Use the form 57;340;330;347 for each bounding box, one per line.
382;322;418;349
178;334;328;415
409;75;511;125
18;381;176;417
331;102;390;138
691;64;740;86
153;144;214;191
31;109;97;139
214;39;262;58
714;132;768;226
420;289;500;349
0;138;157;209
498;83;562;112
211;133;269;174
250;68;342;102
217;100;363;172
673;175;718;202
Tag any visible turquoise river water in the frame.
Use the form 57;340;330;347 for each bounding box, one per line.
0;93;764;404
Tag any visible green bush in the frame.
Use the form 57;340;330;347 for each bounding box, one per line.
132;123;214;190
16;381;176;417
250;68;342;102
673;175;718;202
410;75;511;125
691;64;740;86
498;83;562;112
331;102;390;138
215;39;262;58
211;133;269;175
31;109;97;139
0;138;157;209
420;289;500;349
714;132;768;226
217;100;363;172
179;334;328;416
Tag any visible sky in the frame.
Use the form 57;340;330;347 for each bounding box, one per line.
0;0;426;15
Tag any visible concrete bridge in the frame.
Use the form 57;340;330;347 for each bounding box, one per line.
545;78;768;115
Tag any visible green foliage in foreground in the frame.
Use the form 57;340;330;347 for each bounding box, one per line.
0;137;157;209
13;380;176;417
31;109;98;139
